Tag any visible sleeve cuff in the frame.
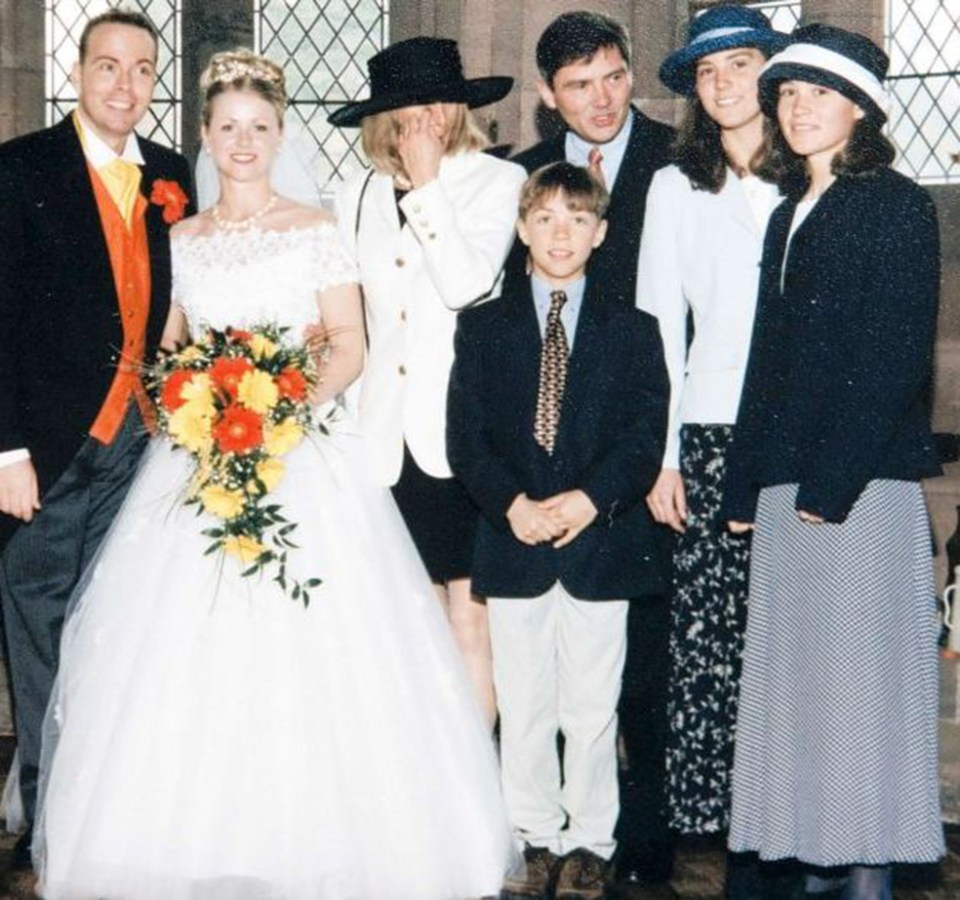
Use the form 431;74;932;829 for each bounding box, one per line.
0;448;30;469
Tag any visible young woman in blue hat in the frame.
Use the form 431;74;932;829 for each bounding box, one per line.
724;24;944;899
637;3;788;848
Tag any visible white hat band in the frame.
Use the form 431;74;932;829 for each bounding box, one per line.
763;42;890;115
690;25;755;47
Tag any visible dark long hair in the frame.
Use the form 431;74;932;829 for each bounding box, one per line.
764;116;896;199
673;97;778;193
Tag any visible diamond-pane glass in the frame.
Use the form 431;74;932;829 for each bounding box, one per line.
887;0;960;184
45;0;182;149
691;1;800;33
746;1;800;33
255;0;389;191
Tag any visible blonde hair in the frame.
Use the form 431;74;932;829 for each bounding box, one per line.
361;103;490;177
200;49;287;127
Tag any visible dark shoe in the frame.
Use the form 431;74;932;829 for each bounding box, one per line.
555;848;609;900
614;839;675;886
8;832;32;872
501;843;561;900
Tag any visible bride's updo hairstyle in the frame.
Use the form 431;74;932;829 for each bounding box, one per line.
200;49;287;127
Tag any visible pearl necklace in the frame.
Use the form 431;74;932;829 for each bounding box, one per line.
211;193;278;231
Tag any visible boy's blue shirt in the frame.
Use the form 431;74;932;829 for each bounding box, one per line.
531;274;585;350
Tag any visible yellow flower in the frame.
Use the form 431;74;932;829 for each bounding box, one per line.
254;457;285;492
223;534;265;564
200;484;246;519
263;417;304;456
179;373;216;417
168;404;213;454
177;345;206;363
187;457;213;499
237;369;280;414
249;334;278;360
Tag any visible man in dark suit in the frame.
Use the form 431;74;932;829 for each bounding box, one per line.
448;162;669;900
512;11;674;310
0;8;194;867
512;12;677;891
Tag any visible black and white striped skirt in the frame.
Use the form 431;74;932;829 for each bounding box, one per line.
729;480;944;866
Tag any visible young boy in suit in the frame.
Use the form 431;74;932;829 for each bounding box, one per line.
447;162;669;900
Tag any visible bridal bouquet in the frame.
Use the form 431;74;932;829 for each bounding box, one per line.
150;324;324;605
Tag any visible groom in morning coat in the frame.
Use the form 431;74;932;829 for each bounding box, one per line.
511;11;677;886
0;9;194;865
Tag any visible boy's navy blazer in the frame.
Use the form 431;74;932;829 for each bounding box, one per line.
0;118;195;548
511;106;674;309
447;277;670;600
722;167;942;524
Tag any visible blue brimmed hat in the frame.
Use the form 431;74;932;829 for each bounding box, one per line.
758;24;890;123
659;5;790;96
327;37;513;127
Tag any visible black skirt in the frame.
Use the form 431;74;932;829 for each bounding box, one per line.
391;445;478;584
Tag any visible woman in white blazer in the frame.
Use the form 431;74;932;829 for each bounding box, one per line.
330;38;526;725
635;3;787;874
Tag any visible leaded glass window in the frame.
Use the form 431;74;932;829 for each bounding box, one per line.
255;0;390;190
690;1;801;32
886;0;960;184
45;0;182;150
746;1;801;33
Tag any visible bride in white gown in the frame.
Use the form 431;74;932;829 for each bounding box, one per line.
34;50;515;900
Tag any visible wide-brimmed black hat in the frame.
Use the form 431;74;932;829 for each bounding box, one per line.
758;24;890;123
659;5;790;96
327;37;513;127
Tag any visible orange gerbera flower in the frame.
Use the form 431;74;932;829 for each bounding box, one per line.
210;356;254;400
213;405;263;454
227;328;252;343
275;366;309;402
161;368;196;412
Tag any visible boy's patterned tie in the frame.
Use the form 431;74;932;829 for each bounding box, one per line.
534;290;569;455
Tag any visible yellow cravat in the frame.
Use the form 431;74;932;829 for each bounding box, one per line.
98;157;142;226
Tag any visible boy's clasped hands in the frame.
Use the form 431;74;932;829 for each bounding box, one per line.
507;490;598;548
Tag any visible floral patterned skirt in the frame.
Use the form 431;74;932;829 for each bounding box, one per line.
666;424;751;834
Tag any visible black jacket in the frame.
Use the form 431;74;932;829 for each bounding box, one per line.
0;118;195;547
447;278;670;599
722;168;942;523
510;107;675;309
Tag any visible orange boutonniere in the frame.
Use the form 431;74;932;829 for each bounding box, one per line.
150;178;189;224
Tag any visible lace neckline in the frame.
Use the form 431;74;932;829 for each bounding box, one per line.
173;220;337;244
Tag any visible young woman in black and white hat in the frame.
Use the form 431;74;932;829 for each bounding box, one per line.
330;40;526;728
723;24;944;899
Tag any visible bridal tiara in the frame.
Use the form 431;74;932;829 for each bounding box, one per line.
201;50;286;95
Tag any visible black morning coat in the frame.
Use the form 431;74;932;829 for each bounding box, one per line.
721;167;943;525
510;105;675;309
0;117;196;549
447;275;671;600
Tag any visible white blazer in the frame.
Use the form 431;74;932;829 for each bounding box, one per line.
636;164;781;470
336;150;526;486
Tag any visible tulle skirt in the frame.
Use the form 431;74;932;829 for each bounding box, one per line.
35;413;514;899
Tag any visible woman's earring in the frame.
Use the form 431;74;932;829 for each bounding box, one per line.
203;144;211;155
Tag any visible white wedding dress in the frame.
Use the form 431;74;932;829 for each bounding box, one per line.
34;222;515;900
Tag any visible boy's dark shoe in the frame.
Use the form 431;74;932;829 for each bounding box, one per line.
501;843;562;900
554;848;609;900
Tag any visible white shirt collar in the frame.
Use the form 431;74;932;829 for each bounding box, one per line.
74;110;145;169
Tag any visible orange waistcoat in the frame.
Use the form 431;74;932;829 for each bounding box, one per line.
86;163;156;443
